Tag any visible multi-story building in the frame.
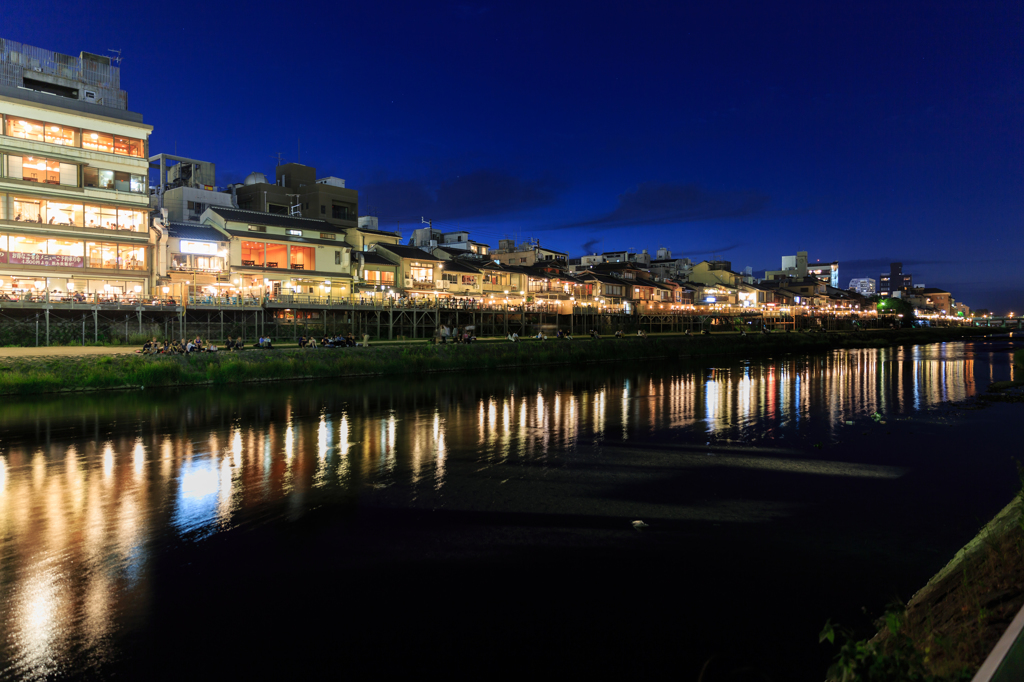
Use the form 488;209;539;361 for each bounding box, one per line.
848;277;876;297
234;163;358;231
0;38;153;300
202;206;355;299
492;238;567;267
879;262;912;298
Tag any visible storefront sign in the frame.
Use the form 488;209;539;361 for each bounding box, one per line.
7;252;84;268
180;240;219;255
0;250;6;265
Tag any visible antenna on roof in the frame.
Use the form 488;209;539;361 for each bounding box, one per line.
108;49;123;65
271;152;284;166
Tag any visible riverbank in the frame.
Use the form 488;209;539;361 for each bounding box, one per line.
0;327;993;395
822;380;1024;681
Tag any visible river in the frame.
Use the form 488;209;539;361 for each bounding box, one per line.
0;339;1020;679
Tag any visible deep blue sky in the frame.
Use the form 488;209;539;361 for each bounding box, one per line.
4;1;1022;311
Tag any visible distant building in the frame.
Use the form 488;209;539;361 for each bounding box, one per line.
234;162;358;231
492;238;566;267
848;277;876;296
879;262;912;297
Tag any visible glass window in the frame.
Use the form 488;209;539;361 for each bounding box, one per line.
46;239;84;257
84;204;118;229
381;271;395;285
46;201;83;226
266;243;287;268
409;266;432;282
82;131;114;153
7;118;44;141
130;174;146;193
86;242;117;269
0;193;5;221
9;235;48;253
241;241;265;265
84;167;98;188
119;245;145;270
195;256;223;271
114;171;131;192
11;196;43;223
290;245;314;270
114;208;144;231
335;250;341;265
113;136;144;157
97;169;115;190
0;235;6;250
45;124;78;146
171;254;189;269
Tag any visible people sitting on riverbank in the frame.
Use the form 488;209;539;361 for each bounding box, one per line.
615;329;623;338
534;331;546;340
637;329;648;339
507;332;519;342
590;329;601;340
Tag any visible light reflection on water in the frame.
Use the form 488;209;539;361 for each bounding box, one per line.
0;340;1014;678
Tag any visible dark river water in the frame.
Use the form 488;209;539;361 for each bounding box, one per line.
0;339;1020;680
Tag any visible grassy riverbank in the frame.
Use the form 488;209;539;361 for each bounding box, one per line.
823;487;1024;681
0;327;992;395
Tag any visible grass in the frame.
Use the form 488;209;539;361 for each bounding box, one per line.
0;327;996;396
822;472;1024;681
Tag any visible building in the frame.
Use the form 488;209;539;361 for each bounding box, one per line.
410;225;490;256
492;238;567;267
848;277;876;297
879;262;912;297
0;37;153;300
150;153;233;223
764;251;808;281
234;163;358;231
601;249;650;266
202;206;355;299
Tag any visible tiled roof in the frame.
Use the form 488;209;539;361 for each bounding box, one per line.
167;222;229;242
439;260;480;274
354;252;397;266
210;207;338;232
375;244;444;261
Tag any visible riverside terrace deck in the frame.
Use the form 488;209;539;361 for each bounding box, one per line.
0;292;913;346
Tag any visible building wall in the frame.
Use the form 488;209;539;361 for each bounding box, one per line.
0;92;152;297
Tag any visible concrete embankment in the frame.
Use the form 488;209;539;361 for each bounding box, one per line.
0;327;993;395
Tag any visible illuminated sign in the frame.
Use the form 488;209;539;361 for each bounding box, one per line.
6;252;84;267
180;240;218;255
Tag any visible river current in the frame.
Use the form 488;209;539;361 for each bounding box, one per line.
0;339;1020;679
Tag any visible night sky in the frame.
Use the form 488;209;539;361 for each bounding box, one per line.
4;1;1022;312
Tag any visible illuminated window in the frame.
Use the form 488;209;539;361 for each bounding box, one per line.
290;245;314;270
241;241;265;266
7;156;77;186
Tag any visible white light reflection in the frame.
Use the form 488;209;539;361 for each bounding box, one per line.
174;455;221;535
232;428;243;468
0;454;6;493
133;438;145;478
102;442;114;481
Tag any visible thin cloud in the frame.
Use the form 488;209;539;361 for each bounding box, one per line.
359;170;561;222
558;182;770;230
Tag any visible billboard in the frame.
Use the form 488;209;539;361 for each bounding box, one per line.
6;252;84;267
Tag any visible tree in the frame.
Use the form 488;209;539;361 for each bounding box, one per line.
876;297;915;328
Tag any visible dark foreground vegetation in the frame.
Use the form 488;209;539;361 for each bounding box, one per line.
0;327;993;395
